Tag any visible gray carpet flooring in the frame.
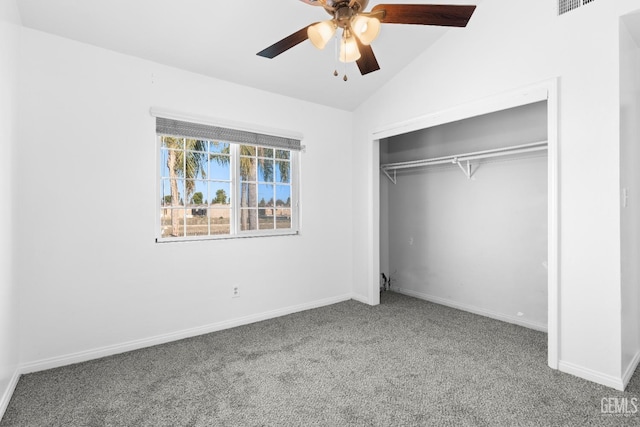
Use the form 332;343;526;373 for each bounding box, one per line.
2;292;640;426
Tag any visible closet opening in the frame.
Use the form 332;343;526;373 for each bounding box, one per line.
380;100;547;327
369;81;559;368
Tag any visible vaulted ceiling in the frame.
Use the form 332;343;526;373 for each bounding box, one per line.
16;0;481;111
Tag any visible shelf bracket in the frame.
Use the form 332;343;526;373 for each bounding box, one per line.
453;158;472;179
382;168;397;184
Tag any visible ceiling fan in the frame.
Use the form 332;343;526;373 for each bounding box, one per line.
257;1;476;78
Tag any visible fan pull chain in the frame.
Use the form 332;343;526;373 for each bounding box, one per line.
343;34;348;81
333;33;338;77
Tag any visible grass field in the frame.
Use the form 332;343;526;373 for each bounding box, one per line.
160;214;291;238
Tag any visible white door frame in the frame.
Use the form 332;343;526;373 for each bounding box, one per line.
367;79;560;369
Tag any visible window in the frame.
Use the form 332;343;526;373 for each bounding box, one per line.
156;116;301;242
558;0;594;15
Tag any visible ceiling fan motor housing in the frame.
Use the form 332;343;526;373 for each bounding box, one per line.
324;0;369;10
335;5;357;28
324;1;369;25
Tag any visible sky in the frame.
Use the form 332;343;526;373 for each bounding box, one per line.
160;143;292;207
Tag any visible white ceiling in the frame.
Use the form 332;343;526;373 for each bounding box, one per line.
16;0;480;111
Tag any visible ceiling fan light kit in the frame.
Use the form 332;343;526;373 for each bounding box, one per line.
340;30;362;62
351;14;381;45
257;1;476;78
308;20;337;49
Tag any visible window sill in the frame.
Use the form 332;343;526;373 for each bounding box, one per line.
155;230;299;243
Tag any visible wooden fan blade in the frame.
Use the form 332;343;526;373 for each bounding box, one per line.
299;0;323;7
299;0;336;11
356;38;380;75
372;4;476;27
257;25;313;59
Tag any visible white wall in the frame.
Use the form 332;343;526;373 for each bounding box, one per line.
619;15;640;382
16;28;354;367
354;0;628;388
0;0;21;416
381;103;548;330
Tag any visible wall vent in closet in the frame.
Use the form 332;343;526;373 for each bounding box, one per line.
558;0;595;16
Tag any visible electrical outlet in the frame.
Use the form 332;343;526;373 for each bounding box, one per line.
232;285;240;298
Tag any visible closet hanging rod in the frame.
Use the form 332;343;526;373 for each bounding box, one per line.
380;141;548;172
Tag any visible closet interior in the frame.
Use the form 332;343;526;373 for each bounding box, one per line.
379;101;549;331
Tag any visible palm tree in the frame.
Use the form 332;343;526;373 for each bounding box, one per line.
239;146;268;230
212;145;290;231
163;137;207;236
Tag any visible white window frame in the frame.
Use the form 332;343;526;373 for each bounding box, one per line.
153;111;302;243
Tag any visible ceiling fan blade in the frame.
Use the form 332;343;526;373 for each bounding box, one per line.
372;4;476;27
356;38;380;75
257;25;314;59
299;0;323;6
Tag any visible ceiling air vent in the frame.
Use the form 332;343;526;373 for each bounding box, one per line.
559;0;595;15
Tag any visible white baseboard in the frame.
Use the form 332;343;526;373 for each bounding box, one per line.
0;369;20;421
559;360;625;391
622;350;640;389
396;288;548;332
351;293;371;305
19;293;355;374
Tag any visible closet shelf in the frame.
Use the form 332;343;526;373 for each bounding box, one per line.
380;140;548;184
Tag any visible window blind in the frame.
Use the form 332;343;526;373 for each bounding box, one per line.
156;117;302;151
